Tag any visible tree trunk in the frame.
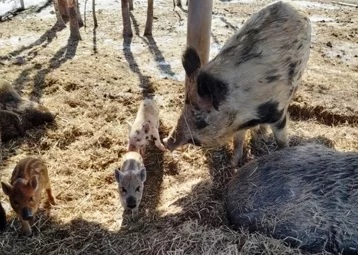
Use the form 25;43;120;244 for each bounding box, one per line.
121;0;132;37
186;0;212;65
129;0;134;11
143;0;153;36
59;0;69;22
68;0;81;40
76;0;84;28
92;0;98;27
19;0;25;9
53;0;66;28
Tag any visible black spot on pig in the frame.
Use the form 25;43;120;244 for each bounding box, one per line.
196;71;228;111
265;70;281;83
235;29;262;66
237;101;283;130
182;47;201;77
288;62;297;82
257;101;283;123
151;135;157;141
297;44;303;50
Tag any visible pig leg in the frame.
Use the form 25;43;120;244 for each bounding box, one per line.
151;128;166;152
271;111;289;148
20;218;32;235
132;207;139;221
44;170;56;205
232;130;246;165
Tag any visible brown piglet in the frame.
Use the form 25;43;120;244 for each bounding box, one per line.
1;157;55;235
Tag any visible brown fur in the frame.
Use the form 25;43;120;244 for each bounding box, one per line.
1;157;55;235
0;79;55;142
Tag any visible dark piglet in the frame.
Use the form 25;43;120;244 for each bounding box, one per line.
0;79;55;142
226;144;358;254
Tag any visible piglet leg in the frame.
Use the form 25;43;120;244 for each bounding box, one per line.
152;128;166;152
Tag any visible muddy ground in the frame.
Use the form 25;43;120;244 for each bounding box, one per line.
0;0;357;254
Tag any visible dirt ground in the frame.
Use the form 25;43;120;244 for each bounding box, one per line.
0;0;357;254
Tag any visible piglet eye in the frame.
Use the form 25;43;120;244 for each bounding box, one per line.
121;187;127;193
135;186;140;192
29;197;34;202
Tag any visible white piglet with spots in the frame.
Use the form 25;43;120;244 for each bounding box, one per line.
127;98;166;155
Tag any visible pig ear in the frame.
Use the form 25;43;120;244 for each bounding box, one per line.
1;182;13;196
29;176;38;191
137;167;146;182
196;71;228;111
182;47;201;77
142;123;150;134
114;169;124;184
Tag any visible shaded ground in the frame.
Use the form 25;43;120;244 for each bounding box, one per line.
0;0;357;254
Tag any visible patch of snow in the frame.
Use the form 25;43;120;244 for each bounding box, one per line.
293;1;337;10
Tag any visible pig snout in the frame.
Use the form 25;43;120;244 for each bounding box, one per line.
22;207;33;221
126;196;137;209
163;127;188;152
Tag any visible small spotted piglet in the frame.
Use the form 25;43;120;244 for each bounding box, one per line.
127;98;166;155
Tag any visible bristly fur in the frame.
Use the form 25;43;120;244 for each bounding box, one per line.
226;144;358;254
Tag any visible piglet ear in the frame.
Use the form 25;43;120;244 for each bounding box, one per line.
114;169;123;184
138;167;147;182
1;182;13;196
142;123;150;134
29;176;38;191
182;47;201;77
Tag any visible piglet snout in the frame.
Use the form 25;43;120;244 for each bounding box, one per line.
22;207;33;221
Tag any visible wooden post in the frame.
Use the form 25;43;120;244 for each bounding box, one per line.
186;0;213;66
19;0;25;10
92;0;98;27
68;0;81;40
53;0;66;28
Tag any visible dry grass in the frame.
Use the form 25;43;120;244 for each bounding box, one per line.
0;0;358;254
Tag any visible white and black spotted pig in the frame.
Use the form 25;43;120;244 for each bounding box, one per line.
164;1;311;165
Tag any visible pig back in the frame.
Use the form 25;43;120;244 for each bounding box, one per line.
225;144;358;254
11;157;47;189
204;1;311;108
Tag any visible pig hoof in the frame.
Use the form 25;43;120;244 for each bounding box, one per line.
24;229;32;236
49;197;56;205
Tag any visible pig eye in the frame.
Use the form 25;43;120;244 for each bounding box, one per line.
121;187;127;193
135;186;140;192
136;139;141;142
29;197;34;202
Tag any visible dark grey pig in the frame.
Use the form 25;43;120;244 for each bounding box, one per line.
164;1;311;165
226;144;358;254
0;79;55;141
